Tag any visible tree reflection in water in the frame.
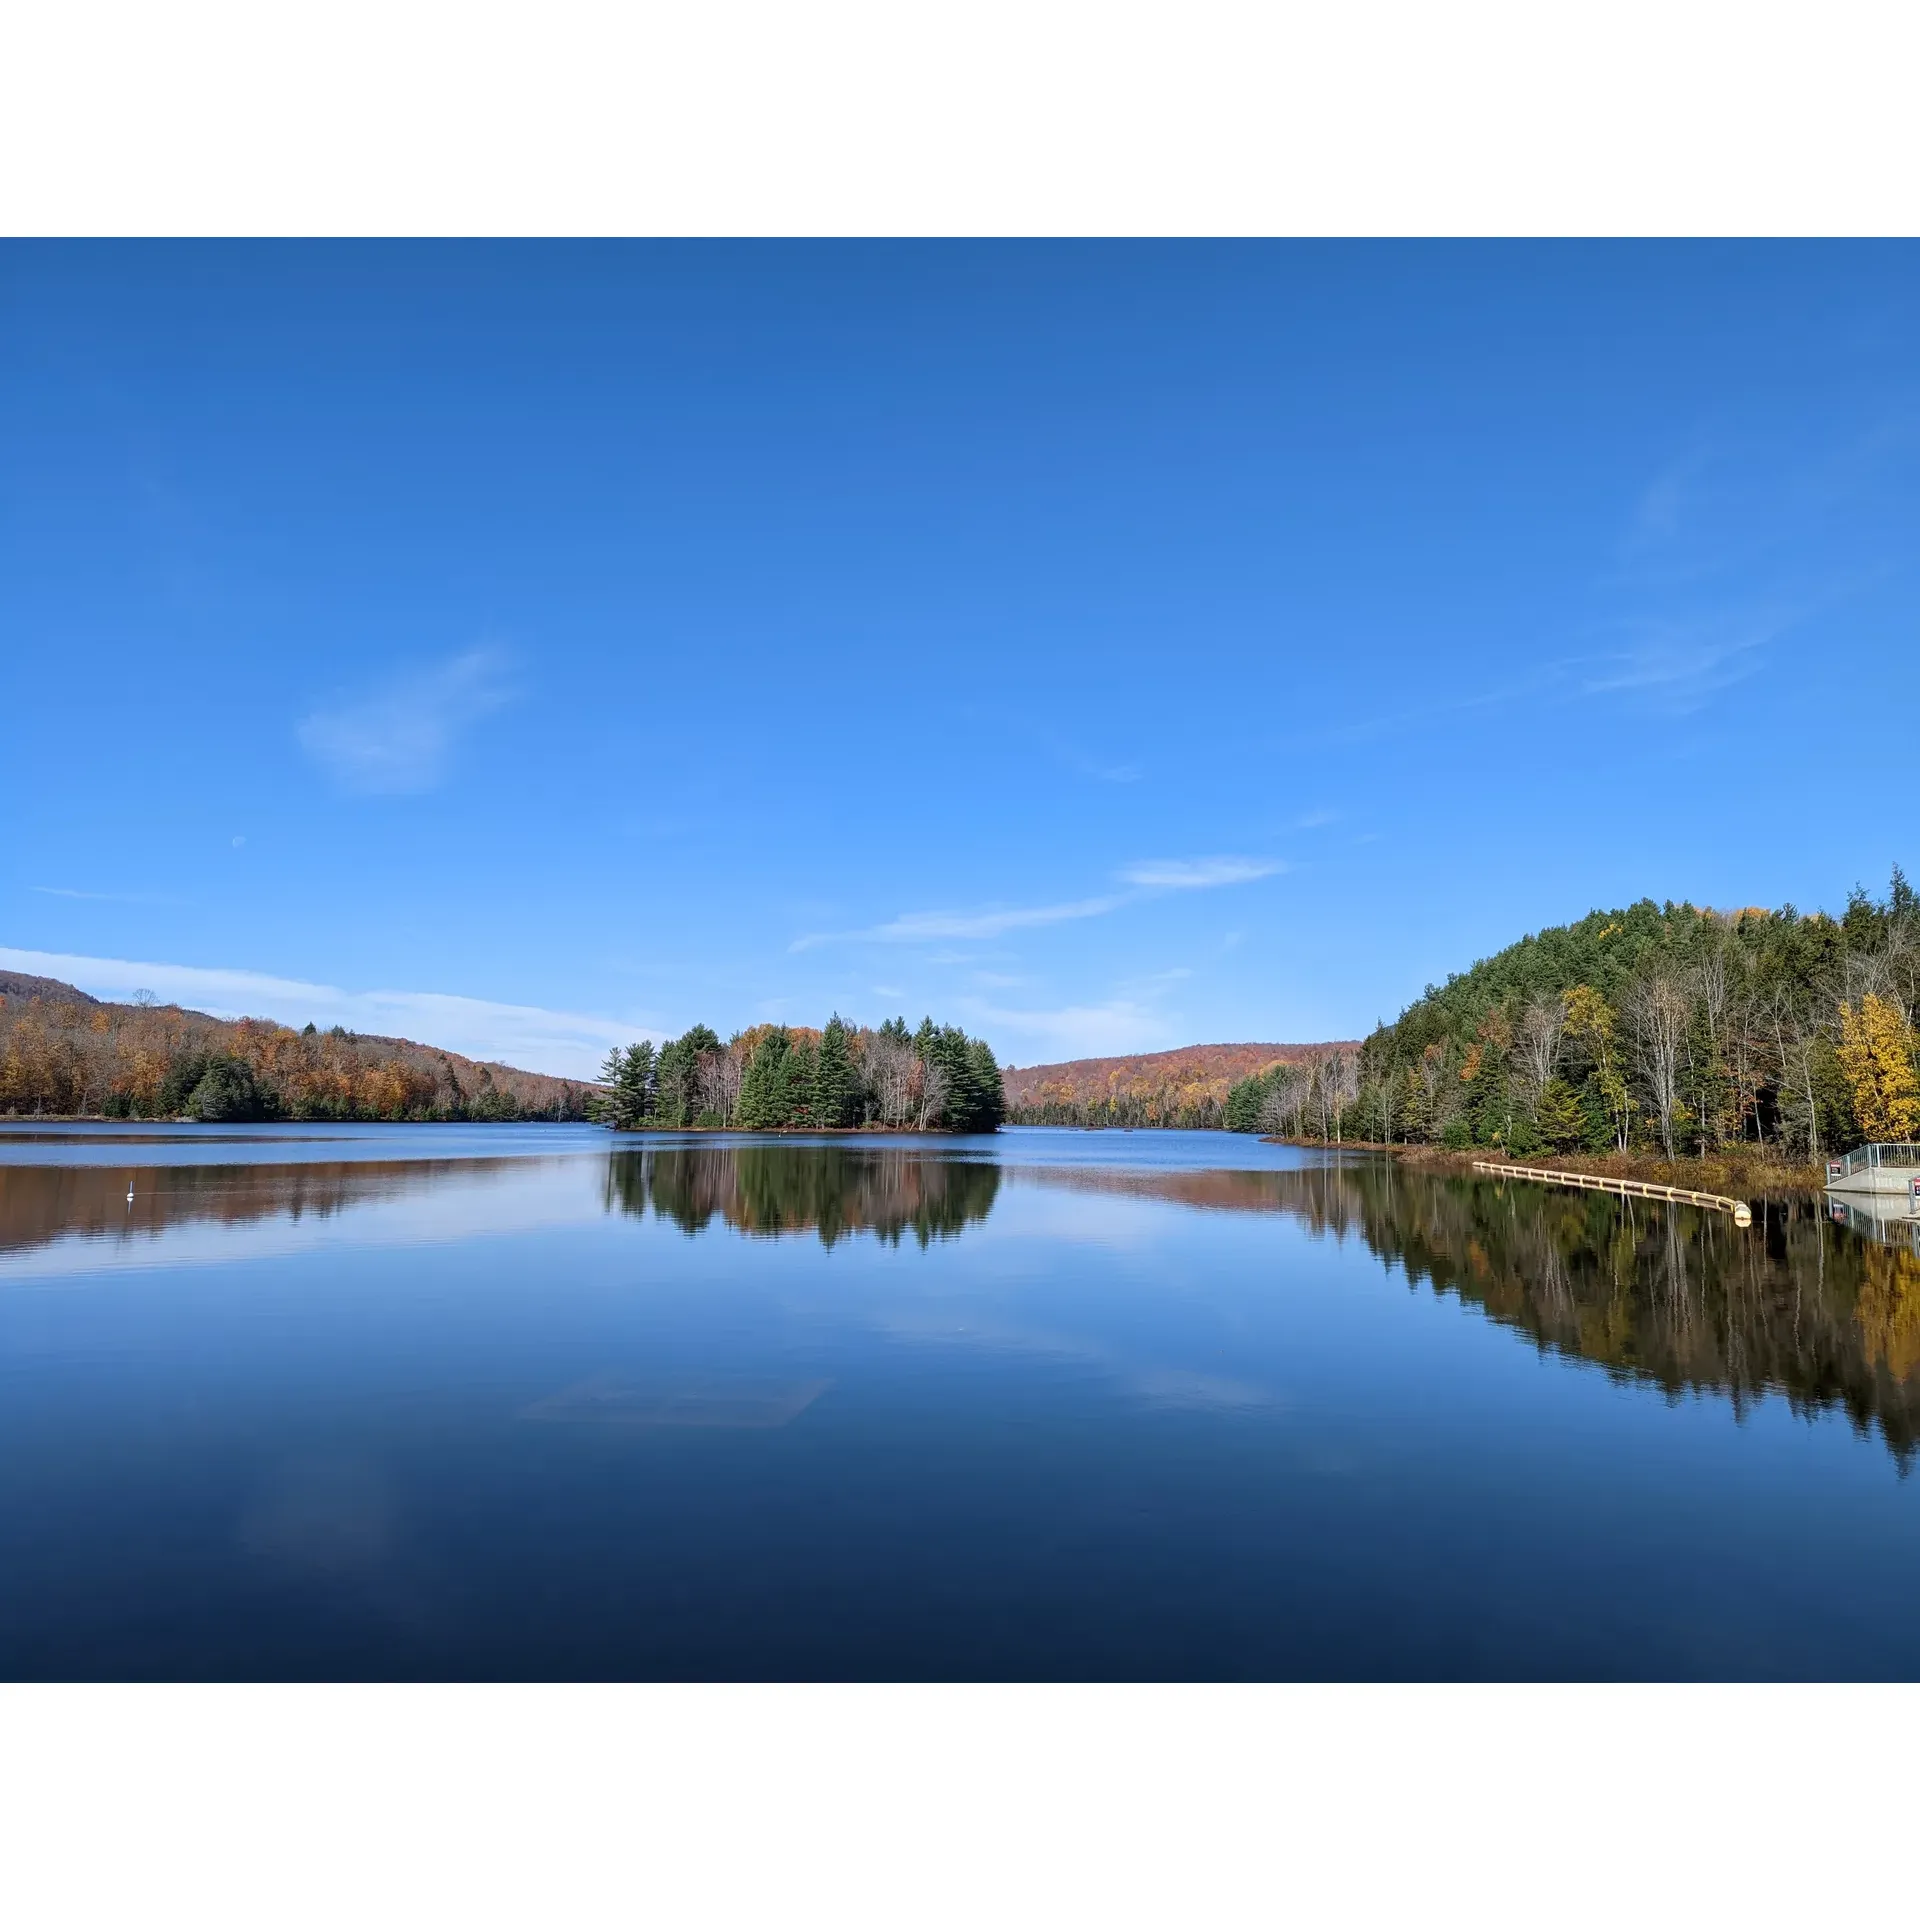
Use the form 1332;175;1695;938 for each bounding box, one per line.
12;1140;1917;1466
1256;1159;1920;1467
0;1158;520;1259
605;1143;1001;1248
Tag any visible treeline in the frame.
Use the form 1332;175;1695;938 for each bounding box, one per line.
0;973;590;1121
593;1015;1006;1133
1002;1043;1324;1130
1225;1050;1361;1140
1226;869;1920;1159
1006;1090;1232;1129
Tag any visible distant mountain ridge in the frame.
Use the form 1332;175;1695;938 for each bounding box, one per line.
1002;1041;1356;1128
0;970;101;1009
1;972;591;1120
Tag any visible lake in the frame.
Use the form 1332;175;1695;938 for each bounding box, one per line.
2;1122;1917;1679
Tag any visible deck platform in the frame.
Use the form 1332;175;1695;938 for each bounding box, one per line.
1823;1143;1920;1198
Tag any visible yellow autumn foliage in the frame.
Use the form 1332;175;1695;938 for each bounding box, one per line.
1837;993;1920;1141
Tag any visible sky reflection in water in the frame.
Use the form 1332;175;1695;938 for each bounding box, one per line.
1;1124;1917;1678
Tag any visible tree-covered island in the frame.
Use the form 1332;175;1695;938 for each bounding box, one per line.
592;1014;1007;1133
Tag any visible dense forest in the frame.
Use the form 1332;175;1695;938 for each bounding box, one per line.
1225;869;1920;1160
593;1014;1006;1133
0;971;591;1120
1002;1042;1337;1129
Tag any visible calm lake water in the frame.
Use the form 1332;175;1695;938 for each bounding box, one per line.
3;1122;1917;1679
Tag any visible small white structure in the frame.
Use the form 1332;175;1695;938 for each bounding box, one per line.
1824;1142;1920;1198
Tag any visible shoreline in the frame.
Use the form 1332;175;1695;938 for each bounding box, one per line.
1281;1138;1828;1201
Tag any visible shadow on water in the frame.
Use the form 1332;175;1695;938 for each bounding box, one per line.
605;1142;1001;1248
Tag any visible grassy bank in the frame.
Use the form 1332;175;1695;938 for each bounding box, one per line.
1280;1139;1828;1202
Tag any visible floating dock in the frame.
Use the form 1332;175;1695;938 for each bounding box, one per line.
1472;1159;1752;1228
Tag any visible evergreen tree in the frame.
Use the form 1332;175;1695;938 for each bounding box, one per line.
776;1032;817;1127
183;1055;275;1120
1535;1078;1586;1151
593;1041;648;1129
815;1014;856;1128
653;1025;720;1128
653;1038;689;1126
959;1036;1007;1131
736;1027;790;1129
585;1012;1006;1135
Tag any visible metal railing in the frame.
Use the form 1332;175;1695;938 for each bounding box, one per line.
1472;1160;1752;1227
1826;1142;1920;1179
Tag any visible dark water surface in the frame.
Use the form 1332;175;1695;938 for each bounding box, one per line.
3;1122;1917;1678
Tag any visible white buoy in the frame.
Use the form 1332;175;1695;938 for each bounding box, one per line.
127;1181;135;1205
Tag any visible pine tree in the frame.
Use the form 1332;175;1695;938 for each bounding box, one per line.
593;1039;656;1129
653;1038;689;1126
736;1027;789;1129
960;1037;1007;1131
778;1032;817;1127
815;1015;856;1128
1535;1077;1586;1151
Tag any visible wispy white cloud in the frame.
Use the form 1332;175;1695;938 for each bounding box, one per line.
1626;446;1716;553
1120;856;1286;890
1578;606;1796;708
298;645;516;795
791;895;1123;950
792;855;1282;951
0;946;661;1080
31;885;180;907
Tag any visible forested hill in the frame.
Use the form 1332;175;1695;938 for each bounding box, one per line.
1224;871;1920;1158
1003;1041;1353;1129
0;974;592;1120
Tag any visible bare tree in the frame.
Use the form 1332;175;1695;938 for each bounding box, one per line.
1769;993;1824;1161
1513;995;1566;1114
1258;1065;1308;1137
1375;1052;1400;1144
697;1046;743;1126
860;1031;915;1130
1626;973;1689;1156
1882;917;1920;1028
1314;1048;1359;1143
913;1057;951;1131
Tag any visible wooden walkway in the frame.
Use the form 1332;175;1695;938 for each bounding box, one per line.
1472;1160;1752;1228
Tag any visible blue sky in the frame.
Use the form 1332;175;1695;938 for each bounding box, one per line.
4;243;1916;1076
